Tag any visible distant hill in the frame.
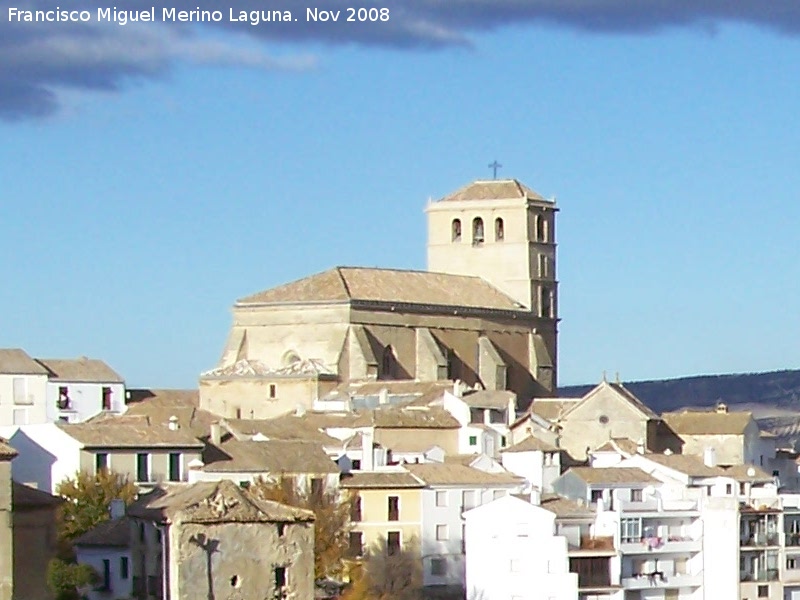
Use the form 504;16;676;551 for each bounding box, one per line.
559;369;800;416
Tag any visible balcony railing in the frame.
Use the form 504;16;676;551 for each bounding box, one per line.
786;532;800;547
619;536;701;554
740;532;780;547
622;571;703;590
740;568;779;582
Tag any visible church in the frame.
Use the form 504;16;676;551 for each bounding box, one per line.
199;179;560;419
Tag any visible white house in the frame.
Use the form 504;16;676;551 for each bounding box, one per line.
464;494;578;600
37;357;126;423
405;462;524;592
442;389;515;457
74;501;133;600
0;424;82;492
0;349;49;426
500;435;561;493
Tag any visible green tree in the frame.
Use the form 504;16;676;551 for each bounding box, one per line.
55;469;137;543
46;558;97;600
249;476;355;579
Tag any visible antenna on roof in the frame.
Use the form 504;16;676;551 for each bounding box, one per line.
615;372;621;384
602;370;607;383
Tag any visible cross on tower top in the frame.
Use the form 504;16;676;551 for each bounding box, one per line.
488;160;502;180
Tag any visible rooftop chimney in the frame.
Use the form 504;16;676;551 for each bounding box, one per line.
210;422;222;446
716;402;728;414
109;498;126;520
378;388;389;405
168;416;179;431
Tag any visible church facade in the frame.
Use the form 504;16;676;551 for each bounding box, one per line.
199;179;560;419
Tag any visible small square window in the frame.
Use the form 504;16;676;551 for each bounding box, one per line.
591;489;603;503
435;491;447;507
431;558;447;576
468;436;477;446
758;584;769;597
436;524;448;540
493;490;504;501
788;557;798;570
631;489;642;502
510;559;522;573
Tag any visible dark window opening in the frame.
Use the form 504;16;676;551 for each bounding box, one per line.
351;496;362;522
120;556;129;580
472;217;484;245
351;459;361;470
136;453;149;483
380;346;396;380
57;386;70;410
168;453;181;482
388;496;399;521
494;217;504;241
102;387;112;411
274;566;287;591
101;559;111;591
277;523;286;538
348;531;363;558
387;531;401;555
451;219;462;242
95;453;108;473
269;384;276;399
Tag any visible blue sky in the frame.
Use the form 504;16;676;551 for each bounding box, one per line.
3;3;800;389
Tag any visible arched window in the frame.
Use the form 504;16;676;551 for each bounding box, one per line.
381;345;395;380
495;217;504;241
451;219;462;242
472;217;484;245
536;214;548;242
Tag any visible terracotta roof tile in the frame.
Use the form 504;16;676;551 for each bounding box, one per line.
663;410;754;435
12;482;62;508
460;390;515;410
0;349;48;375
566;467;659;485
437;179;549;203
339;470;423;489
202;439;339;474
0;438;17;460
540;494;594;518
502;436;558;453
74;517;133;547
128;480;314;524
59;417;204;448
35;357;124;383
122;389;216;439
405;463;522;486
237;267;525;311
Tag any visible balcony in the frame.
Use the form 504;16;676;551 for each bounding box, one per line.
740;568;779;582
622;571;703;590
786;532;800;547
568;536;616;556
619;498;699;514
783;568;800;584
619;535;701;555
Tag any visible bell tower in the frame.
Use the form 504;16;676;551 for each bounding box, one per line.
425;179;559;387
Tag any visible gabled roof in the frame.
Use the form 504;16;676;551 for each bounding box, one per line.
236;267;525;311
12;482;62;509
128;480;314;524
565;467;659;486
35;357;124;383
355;406;460;429
74;516;133;547
560;381;658;421
0;349;48;375
225;417;342;446
540;494;594;519
202;439;339;475
502;435;558;453
528;398;581;422
59;416;204;449
662;410;754;435
405;463;522;486
641;454;721;478
437;179;549;203
122;389;216;439
460;390;515;410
